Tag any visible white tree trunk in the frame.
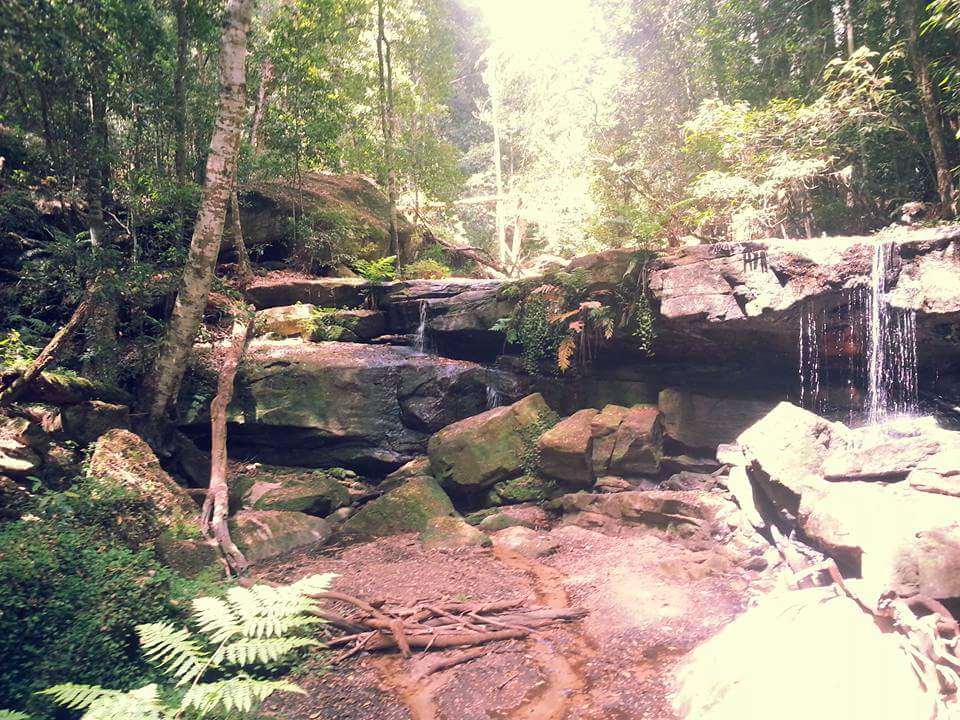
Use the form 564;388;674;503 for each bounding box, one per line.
144;0;255;424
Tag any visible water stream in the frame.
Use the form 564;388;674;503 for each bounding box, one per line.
798;241;918;423
413;300;431;354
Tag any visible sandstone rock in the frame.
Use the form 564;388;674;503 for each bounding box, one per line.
343;477;454;537
723;465;766;530
486;475;555;505
255;303;316;338
658;388;778;452
590;404;663;477
538;408;597;486
155;535;220;577
229;510;332;562
563;248;635;291
660;455;722;475
737;402;848;519
252;472;351;515
246;276;368;309
478;512;534;531
492;526;559;558
382;456;433;491
0;437;40;477
798;480;960;598
662;471;719;492
419;515;491;549
0;475;29;519
594;476;634;493
327;309;386;340
823;423;957;481
674;587;939;720
716;443;745;465
88;429;197;522
907;448;960;496
428;393;552;491
183;341;492;473
561;490;774;571
60;400;130;445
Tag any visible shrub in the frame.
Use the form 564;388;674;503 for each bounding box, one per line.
401;259;451;280
0;482;216;718
352;255;398;283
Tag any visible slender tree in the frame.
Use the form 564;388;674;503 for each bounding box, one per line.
376;0;401;259
143;0;256;424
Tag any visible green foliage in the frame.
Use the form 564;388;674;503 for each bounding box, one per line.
517;410;560;477
401;259;451;279
0;330;39;370
352;256;398;283
41;575;332;720
0;506;183;716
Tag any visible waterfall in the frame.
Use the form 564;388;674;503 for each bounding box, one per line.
485;385;503;409
413;301;430;354
865;242;918;422
798;241;917;422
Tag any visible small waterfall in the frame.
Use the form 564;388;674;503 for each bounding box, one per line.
798;241;917;423
413;301;430;354
485;385;503;409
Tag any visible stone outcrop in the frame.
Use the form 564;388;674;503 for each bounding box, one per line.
658;388;777;452
88;429;197;523
537;408;597;486
246;276;367;310
182;340;499;473
645;227;960;369
229;510;332;562
59;400;130;446
255;303;316;338
428;393;552;491
251;472;351;515
590;404;664;478
343;476;455;538
418;515;490;549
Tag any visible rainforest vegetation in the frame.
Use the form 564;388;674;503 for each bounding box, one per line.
0;0;959;717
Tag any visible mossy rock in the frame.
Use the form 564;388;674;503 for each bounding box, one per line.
419;515;491;549
229;510;332;562
155;534;220;578
253;472;351;515
343;477;454;538
478;512;534;532
464;508;501;526
486;475;555;506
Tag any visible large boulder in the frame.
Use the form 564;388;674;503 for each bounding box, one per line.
88;429;197;523
908;447;960;496
343;476;454;538
673;587;939;720
59;400;130;446
255;304;316;338
252;472;351;515
538;409;597;486
418;516;490;549
822;419;958;481
590;404;663;478
428;393;552;491
246;276;368;310
0;437;40;478
658;388;777;452
229;510;332;562
736;402;849;521
182;341;494;473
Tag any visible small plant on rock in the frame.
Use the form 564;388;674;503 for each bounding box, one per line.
38;574;333;719
352;256;398;283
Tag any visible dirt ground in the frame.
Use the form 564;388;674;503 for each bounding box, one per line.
258;519;776;720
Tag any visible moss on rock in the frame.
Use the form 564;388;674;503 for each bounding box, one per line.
486;475;555;505
343;477;454;538
419;515;491;549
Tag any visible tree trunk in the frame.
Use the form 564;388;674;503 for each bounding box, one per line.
844;0;856;56
230;190;253;289
248;60;274;156
143;0;256;425
485;56;507;267
902;0;957;216
376;0;401;261
200;310;254;575
173;0;189;178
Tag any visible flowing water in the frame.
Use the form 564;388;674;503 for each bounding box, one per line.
798;241;918;423
413;300;430;354
486;385;503;409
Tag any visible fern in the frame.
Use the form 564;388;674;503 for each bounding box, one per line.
137;622;209;685
0;710;32;720
40;574;334;719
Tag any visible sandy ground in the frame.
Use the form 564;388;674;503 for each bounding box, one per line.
257;519;774;720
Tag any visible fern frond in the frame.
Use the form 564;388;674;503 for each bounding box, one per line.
226;578;328;639
136;623;210;685
0;710;32;720
38;684;121;711
191;596;241;643
557;335;577;372
213;637;319;667
80;685;168;720
181;677;304;715
291;573;335;595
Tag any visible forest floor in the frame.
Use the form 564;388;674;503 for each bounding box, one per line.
257;517;774;720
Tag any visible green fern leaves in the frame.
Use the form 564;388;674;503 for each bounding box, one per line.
36;574;334;719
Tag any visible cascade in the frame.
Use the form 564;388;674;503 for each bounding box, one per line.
798;241;918;422
413;300;431;354
485;385;503;409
